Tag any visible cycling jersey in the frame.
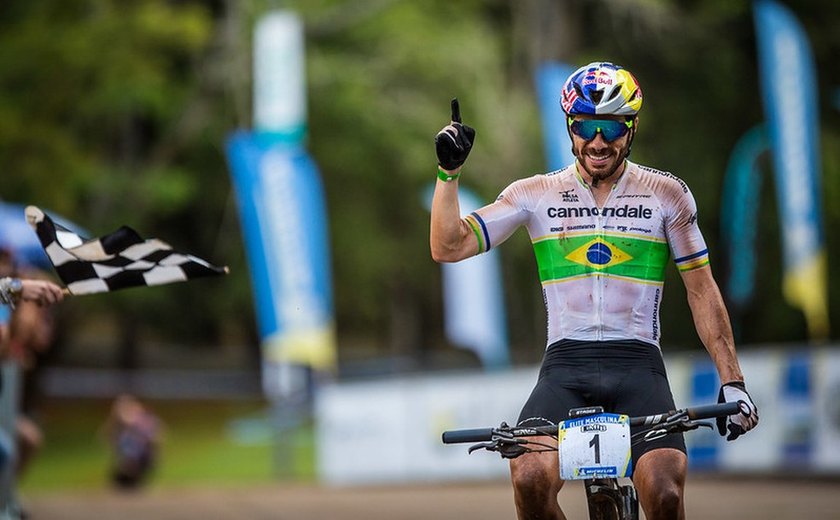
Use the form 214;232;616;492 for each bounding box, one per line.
465;160;709;348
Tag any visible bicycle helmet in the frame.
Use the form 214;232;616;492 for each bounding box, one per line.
561;62;643;116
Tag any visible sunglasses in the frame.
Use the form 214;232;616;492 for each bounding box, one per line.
568;117;633;142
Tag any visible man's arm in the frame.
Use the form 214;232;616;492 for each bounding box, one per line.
430;98;478;263
430;168;480;263
0;277;64;308
680;265;742;382
681;265;758;440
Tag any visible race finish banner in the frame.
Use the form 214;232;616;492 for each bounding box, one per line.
753;0;829;340
226;11;336;400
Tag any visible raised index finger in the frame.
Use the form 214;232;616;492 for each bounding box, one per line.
450;98;461;123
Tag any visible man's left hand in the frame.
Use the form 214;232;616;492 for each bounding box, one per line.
716;381;759;441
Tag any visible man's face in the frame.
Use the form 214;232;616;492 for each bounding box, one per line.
569;114;637;184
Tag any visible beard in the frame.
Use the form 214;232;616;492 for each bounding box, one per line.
573;141;631;186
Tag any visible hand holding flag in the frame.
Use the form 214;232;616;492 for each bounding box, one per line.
26;206;228;295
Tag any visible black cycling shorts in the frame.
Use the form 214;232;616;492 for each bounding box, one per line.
517;338;685;473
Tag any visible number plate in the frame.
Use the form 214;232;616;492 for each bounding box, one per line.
558;413;632;480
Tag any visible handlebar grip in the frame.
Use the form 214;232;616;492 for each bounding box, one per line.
686;402;742;420
442;428;495;444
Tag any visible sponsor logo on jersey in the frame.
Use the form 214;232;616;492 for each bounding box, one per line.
547;205;653;219
615;193;652;199
637;164;689;194
560;189;579;203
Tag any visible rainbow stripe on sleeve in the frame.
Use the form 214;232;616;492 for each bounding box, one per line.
465;212;490;254
674;249;709;272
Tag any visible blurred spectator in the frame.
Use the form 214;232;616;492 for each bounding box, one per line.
102;394;161;490
9;294;56;480
0;248;63;515
0;248;59;479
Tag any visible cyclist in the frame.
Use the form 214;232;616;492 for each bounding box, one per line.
430;61;758;520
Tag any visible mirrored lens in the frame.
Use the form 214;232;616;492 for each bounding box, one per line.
569;119;631;142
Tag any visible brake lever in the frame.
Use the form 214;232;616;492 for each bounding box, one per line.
467;430;529;459
468;441;500;454
682;419;713;431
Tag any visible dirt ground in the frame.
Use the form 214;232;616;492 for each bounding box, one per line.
19;477;840;519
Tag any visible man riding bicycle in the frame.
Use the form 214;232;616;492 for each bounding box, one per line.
429;61;759;520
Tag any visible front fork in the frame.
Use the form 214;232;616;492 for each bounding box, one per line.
584;478;639;520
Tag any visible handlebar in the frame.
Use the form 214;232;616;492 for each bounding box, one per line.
628;401;741;428
442;402;742;445
441;427;497;444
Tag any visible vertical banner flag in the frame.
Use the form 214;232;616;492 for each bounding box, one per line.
424;187;510;369
720;126;769;311
226;10;336;399
754;0;829;340
536;62;577;171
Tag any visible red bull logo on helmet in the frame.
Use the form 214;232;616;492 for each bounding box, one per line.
582;70;614;87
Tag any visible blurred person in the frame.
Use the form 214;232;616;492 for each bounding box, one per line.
0;247;64;374
8;283;59;480
0;249;63;515
102;394;161;490
430;62;758;520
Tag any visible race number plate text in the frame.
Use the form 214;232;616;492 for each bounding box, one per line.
558;413;632;480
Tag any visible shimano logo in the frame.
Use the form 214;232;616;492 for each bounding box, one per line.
547;205;653;219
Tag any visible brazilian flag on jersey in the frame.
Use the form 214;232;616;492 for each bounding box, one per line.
533;233;670;284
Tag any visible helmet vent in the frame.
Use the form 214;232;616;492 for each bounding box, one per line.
590;89;604;104
606;86;621;101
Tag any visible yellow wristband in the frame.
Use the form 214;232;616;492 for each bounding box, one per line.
437;167;460;182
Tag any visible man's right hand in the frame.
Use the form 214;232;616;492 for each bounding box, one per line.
21;279;65;307
435;98;476;171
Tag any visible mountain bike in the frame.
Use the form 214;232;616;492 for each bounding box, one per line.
442;401;743;520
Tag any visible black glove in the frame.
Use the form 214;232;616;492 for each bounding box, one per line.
435;98;476;171
717;381;759;441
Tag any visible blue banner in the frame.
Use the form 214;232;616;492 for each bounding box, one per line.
781;351;812;464
753;0;828;340
226;131;336;375
535;62;577;171
688;362;720;469
720;126;769;309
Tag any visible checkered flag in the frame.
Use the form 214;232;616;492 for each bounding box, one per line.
26;206;228;295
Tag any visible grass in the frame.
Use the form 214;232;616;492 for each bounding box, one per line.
18;398;316;495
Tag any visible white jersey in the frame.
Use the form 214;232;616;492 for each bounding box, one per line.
465;161;709;348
